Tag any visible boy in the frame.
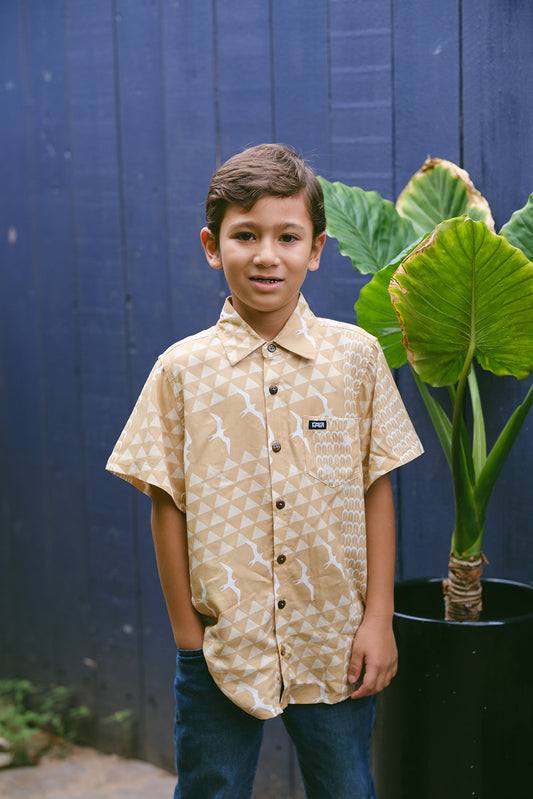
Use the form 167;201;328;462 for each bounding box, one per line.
106;143;423;798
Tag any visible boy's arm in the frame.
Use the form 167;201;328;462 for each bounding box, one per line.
151;486;205;649
348;473;398;698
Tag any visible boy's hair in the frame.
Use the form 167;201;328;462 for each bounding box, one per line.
205;143;326;245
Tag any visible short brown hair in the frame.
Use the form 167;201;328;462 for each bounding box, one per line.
205;143;325;245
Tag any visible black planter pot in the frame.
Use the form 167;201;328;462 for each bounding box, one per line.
372;578;533;799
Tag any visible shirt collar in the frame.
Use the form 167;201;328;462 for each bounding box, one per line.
216;294;318;365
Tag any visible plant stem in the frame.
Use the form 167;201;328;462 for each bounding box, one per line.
450;347;482;557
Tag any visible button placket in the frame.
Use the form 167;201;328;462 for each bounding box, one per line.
264;345;284;464
264;340;291;664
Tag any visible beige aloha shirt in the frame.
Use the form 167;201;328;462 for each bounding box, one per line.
106;294;423;719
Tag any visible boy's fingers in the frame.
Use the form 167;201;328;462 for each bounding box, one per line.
350;663;377;698
351;660;397;698
347;650;364;685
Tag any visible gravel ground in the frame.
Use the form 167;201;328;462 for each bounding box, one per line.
0;746;176;799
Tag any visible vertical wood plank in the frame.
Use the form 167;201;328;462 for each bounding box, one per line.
329;0;394;197
391;0;461;193
67;0;141;749
215;0;274;160
162;0;221;347
326;0;395;327
111;0;175;765
17;0;92;694
462;0;533;227
0;0;55;684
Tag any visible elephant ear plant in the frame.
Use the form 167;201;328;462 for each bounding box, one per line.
318;159;533;621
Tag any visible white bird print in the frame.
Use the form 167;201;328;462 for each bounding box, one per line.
208;413;231;454
321;541;344;575
289;411;311;453
295;558;315;600
244;540;272;573
296;320;315;348
183;430;192;474
220;564;241;604
231;386;264;423
198;578;216;616
238;683;274;715
308;387;333;417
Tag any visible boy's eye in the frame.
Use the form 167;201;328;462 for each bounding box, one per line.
235;231;255;241
280;233;298;243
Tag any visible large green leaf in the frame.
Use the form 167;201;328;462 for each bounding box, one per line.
355;237;426;368
500;193;533;260
318;177;417;275
396;158;495;237
356;264;406;368
389;217;533;387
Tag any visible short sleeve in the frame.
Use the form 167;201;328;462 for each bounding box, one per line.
360;343;423;490
106;359;186;511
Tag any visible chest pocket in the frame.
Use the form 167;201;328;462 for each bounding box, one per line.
303;416;360;487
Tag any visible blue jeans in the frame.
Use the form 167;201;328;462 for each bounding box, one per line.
174;648;377;799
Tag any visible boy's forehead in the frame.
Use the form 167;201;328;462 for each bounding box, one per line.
223;193;312;225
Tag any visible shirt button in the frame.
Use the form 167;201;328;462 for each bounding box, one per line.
277;554;286;564
267;343;277;353
275;499;285;510
272;441;281;453
280;645;286;656
269;384;279;395
277;599;286;609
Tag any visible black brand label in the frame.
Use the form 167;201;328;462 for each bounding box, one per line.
309;420;327;430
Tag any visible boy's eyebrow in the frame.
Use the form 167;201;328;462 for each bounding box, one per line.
225;220;308;232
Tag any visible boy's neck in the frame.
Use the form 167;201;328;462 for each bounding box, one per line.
230;297;299;342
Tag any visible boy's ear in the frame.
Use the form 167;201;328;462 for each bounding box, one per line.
307;231;327;272
201;227;222;270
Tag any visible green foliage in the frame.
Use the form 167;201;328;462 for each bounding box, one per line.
355;238;425;368
319;158;533;562
396;159;494;235
104;709;134;726
317;178;417;274
390;217;533;386
0;679;91;767
500;194;533;259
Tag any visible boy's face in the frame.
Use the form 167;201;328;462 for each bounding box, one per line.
201;193;326;338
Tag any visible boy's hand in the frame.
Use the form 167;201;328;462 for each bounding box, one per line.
347;614;398;699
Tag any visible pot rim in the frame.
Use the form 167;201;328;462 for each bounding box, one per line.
393;576;533;627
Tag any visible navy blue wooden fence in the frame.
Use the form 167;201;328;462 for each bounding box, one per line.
1;0;532;788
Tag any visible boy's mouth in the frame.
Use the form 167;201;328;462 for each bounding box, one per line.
250;277;282;283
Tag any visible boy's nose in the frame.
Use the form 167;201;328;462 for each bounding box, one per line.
253;240;281;267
